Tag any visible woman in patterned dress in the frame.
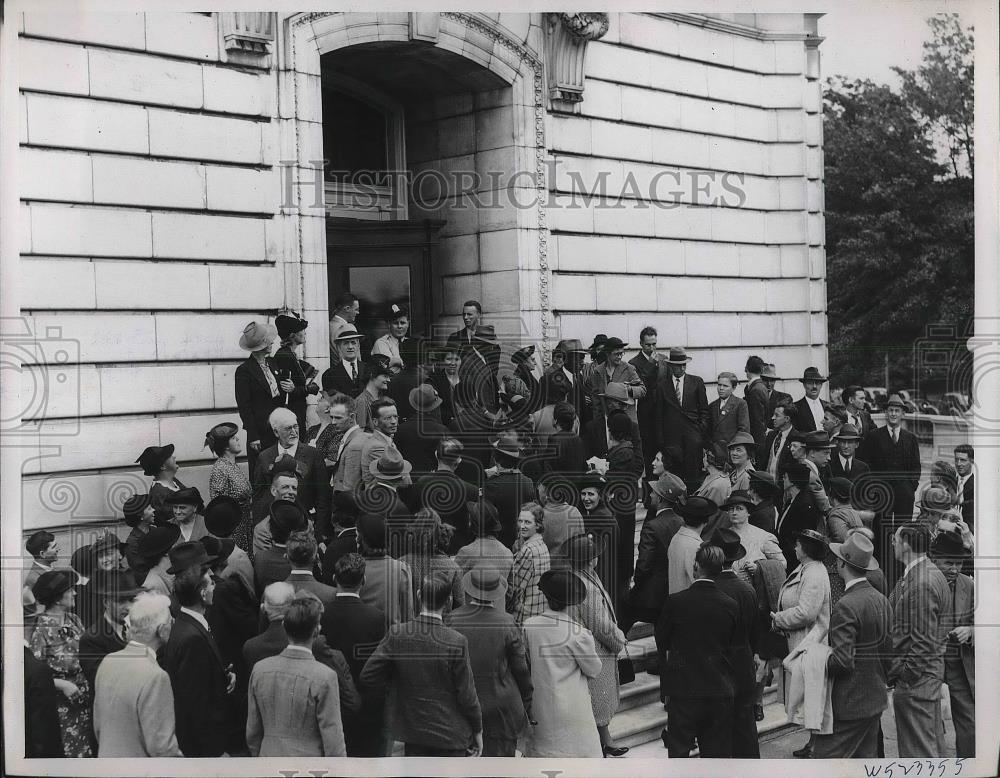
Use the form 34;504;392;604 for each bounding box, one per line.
206;422;254;559
28;570;94;758
508;502;551;627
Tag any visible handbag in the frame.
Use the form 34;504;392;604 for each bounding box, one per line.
617;647;636;685
760;627;789;660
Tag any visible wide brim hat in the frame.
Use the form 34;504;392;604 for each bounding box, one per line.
829;535;879;571
332;324;364;342
367;353;393;378
269;499;308;534
930;528;971;559
555;338;587;354
409;384;443;413
275;311;308;339
563;532;606;567
917;486;960;516
472;325;500;345
709;527;747;563
491;439;523;460
587;334;608;354
675;495;718;522
462;568;508;601
833;424;861;440
123;493;153;526
578;471;607;491
200;535;236;565
537;569;587;606
760;364;780;379
369;450;413;479
885;394;907;410
204;495;243;538
166;541;217;575
136;444;175;477
511;344;536;364
726;431;756;449
649;471;686;502
137;524;181;561
795;528;830;546
93;568;145;599
665;346;693;364
239;320;278;351
599;382;636;405
803;431;836;449
32;569;76;606
164;486;205;511
604;336;627;351
798;367;828;384
721;490;755;510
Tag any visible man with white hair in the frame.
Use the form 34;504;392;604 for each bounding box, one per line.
253;406;331;541
93;592;182;756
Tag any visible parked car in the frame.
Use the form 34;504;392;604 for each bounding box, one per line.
898;390;939;415
938;392;971;416
863;386;888;412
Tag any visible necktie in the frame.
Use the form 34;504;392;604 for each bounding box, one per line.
891;428;898;444
350;362;356;381
773;434;782;456
675;377;683;404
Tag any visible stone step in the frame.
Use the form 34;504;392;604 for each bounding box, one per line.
617;672;661;713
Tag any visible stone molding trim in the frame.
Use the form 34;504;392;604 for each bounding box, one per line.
655;12;824;42
219;11;276;67
544;12;610;114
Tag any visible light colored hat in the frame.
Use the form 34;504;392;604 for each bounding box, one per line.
829;533;879;571
240;320;277;351
333;324;364;342
599;382;636;405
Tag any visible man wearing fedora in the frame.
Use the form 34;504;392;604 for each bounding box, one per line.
743;355;770;450
358;450;413;552
830;424;870;482
802;430;835;511
629;326;666;479
269;310;319;438
165;487;209;545
549;338;591;425
447;568;533;757
929;529;975;758
235;320;284;478
78;568;144;688
322;324;368;398
811;532;891;759
653;346;709;490
357;512;415;625
395;383;449;475
137;443;186;527
792;367;832;432
484;439;537;548
251;456;304;554
762;363;793;422
860;394;922;577
457;324;503;412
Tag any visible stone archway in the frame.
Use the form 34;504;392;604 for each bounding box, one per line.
279;12;553;370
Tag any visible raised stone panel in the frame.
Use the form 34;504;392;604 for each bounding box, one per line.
738;244;782;277
651;129;712;170
679;98;735;138
761;74;805;109
780;245;809;277
773;40;805;74
731;175;779;212
806;179;823;212
435;234;480;276
806;146;823;179
27;313;157;363
653;203;713;242
809;247;826;279
23;12;146;49
479;270;520;312
625;237;685;275
596;274;658;311
768;144;805;176
555;313;637;344
205;166;278;213
92;156;206;210
88;49;204;109
738;312;783;346
30;417;160;474
204;67;271;116
20;147;93;203
154;313;256;360
778;178;807;211
618;14;679;56
208;264;284;309
655;277;713;311
21;470;159;530
677;25;734;69
212;363;239;410
781;312;810;343
592;121;652;162
714;278;766;311
95;261;210;309
22;363;101;419
547;115;592;155
580;79;623;122
708;138;767;178
479;228;524;273
810;280;826;311
622;87;681;130
151;212;267;261
551;273;597;311
710;207;765;244
765;211;806;243
649;56;709;98
764;279;809;312
26;94;150;154
29;203;153;258
441;275;484;314
734;104;777;143
586;41;652;87
19;38;90;95
810;314;828;345
733;36;775;74
686;313;740;347
144;12;220;61
776;109;805;142
683;241;738;277
705;66;759;106
148;108;264;164
556;234;625;273
20;258;97;309
547;194;595;234
99;364;216;415
807;213;825;246
594;198;655;237
552;154;625;201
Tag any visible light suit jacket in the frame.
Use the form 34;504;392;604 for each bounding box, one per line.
331;426;371;493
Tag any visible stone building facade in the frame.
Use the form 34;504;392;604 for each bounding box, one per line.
4;10;827;537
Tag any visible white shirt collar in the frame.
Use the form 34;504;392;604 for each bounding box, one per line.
562;366;574;384
33;560;52;573
336;592;361;599
419;611;443;621
840;454;852;468
284;644;313;656
180;607;210;633
903;555;925;579
280;441;299;457
806;396;822;408
844;577;867;591
289;569;313;576
342;358;358;374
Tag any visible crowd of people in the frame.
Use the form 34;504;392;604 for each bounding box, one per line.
21;294;976;760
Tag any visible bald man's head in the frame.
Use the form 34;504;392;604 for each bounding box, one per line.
261;581;295;622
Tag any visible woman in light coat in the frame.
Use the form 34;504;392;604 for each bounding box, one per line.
523;570;602;758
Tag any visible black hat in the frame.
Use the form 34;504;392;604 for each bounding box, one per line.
675;495;718;523
167;541;217;576
803;431;835;450
92;530;126;558
930;528;971;559
137;524;182;561
164;487;204;511
829;477;853;502
357;512;387;549
785;460;811;485
275;310;308;339
537;569;587;606
473;325;500;345
32;569;76;608
367;353;393;378
70;544;95;578
468;500;501;536
511;344;536;364
269;499;307;535
721;490;754;510
748;471;780;498
135;444;175;476
268;454;302;480
201;535;236;566
798;367;828;384
123;494;152;527
204;422;239;452
93;568;144;599
578;471;607;491
608;411;632;439
604;336;627;351
795;528;829;546
709;527;747;562
563;532;606;567
204;495;242;538
387;303;409;320
587;334;608;354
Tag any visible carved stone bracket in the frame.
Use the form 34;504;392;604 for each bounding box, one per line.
219;12;276;67
544;12;610;113
409;12;440;43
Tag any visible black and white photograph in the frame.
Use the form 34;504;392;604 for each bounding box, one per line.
1;1;997;776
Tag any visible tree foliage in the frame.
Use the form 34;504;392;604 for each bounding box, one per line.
824;15;974;392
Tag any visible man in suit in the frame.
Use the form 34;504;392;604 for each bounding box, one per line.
929;529;975;758
629;326;665;479
483;440;537;548
629;473;686;630
802;430;834;510
812;533;892;758
654;346;710;490
406;437;479;550
328;290;360;343
395;384;450;475
247;592;347;756
842;385;875;441
761;363;793;422
251;461;301;554
830;424;870;482
551;338;591;425
887;523;951;758
361;573;484;757
357;512;414;625
447;569;533;757
861;394;922;577
710;528;762;759
254;500;306;594
161;549;236;757
954;444;975;530
165;487;209;545
586;336;645;428
583;383;646;460
23;642;63;757
656;543;740;757
78;569;143;688
331;397;371;498
792;367;831;432
320;553;389;756
23;530;59;635
743;355;770;450
322;324;368;398
253;407;331;540
93;591;182;757
235;320;283;477
284;531;337;610
667;496;716;595
445;299;484;354
360;398;401;488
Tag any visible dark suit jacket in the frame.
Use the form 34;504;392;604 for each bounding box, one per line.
285;571;338;612
844;407;875;440
827;579;892;720
761;427;795;489
707;395;750;446
235;357;282;449
161;610;231;757
860;426;922;517
542;429;588;477
427;371;460;427
252;442;330;528
653;370;709;478
656;579;740;699
629;351;664;458
78;614;127;688
360;614;483;749
268;345;317;436
765;389;793;425
254;545;291;594
714;570;760;696
829;454;870;482
775;489;824;573
321;360;368;398
320;594;388;680
582;416;644;462
744;378;771;449
961;473;974;529
631;507;683;613
207;576;258;687
24;645;63;758
395;413;450;475
447;604;532;740
888;557;950;688
749;499;777;534
941;573;974;693
483;472;537;548
793;396;831;432
406;470;478;548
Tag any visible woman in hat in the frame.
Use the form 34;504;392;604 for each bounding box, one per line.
400;508;464;614
565;533;629;757
235;319;283;477
707;372;750;447
696;441;733;508
508;502;551;628
722;491;785;586
206;422;254;556
137;444;185;527
455;500;514;593
29;570;94;757
502;344;544;416
824;478;869;605
776;461;824;574
522;570;602;758
269;311;319;438
137;525;182;596
76;532;126;631
371;303;411;369
771;528;832;758
727;431;757;492
122;494;156;579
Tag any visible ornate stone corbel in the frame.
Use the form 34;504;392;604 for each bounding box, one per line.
219;12;276;67
544;12;610;113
